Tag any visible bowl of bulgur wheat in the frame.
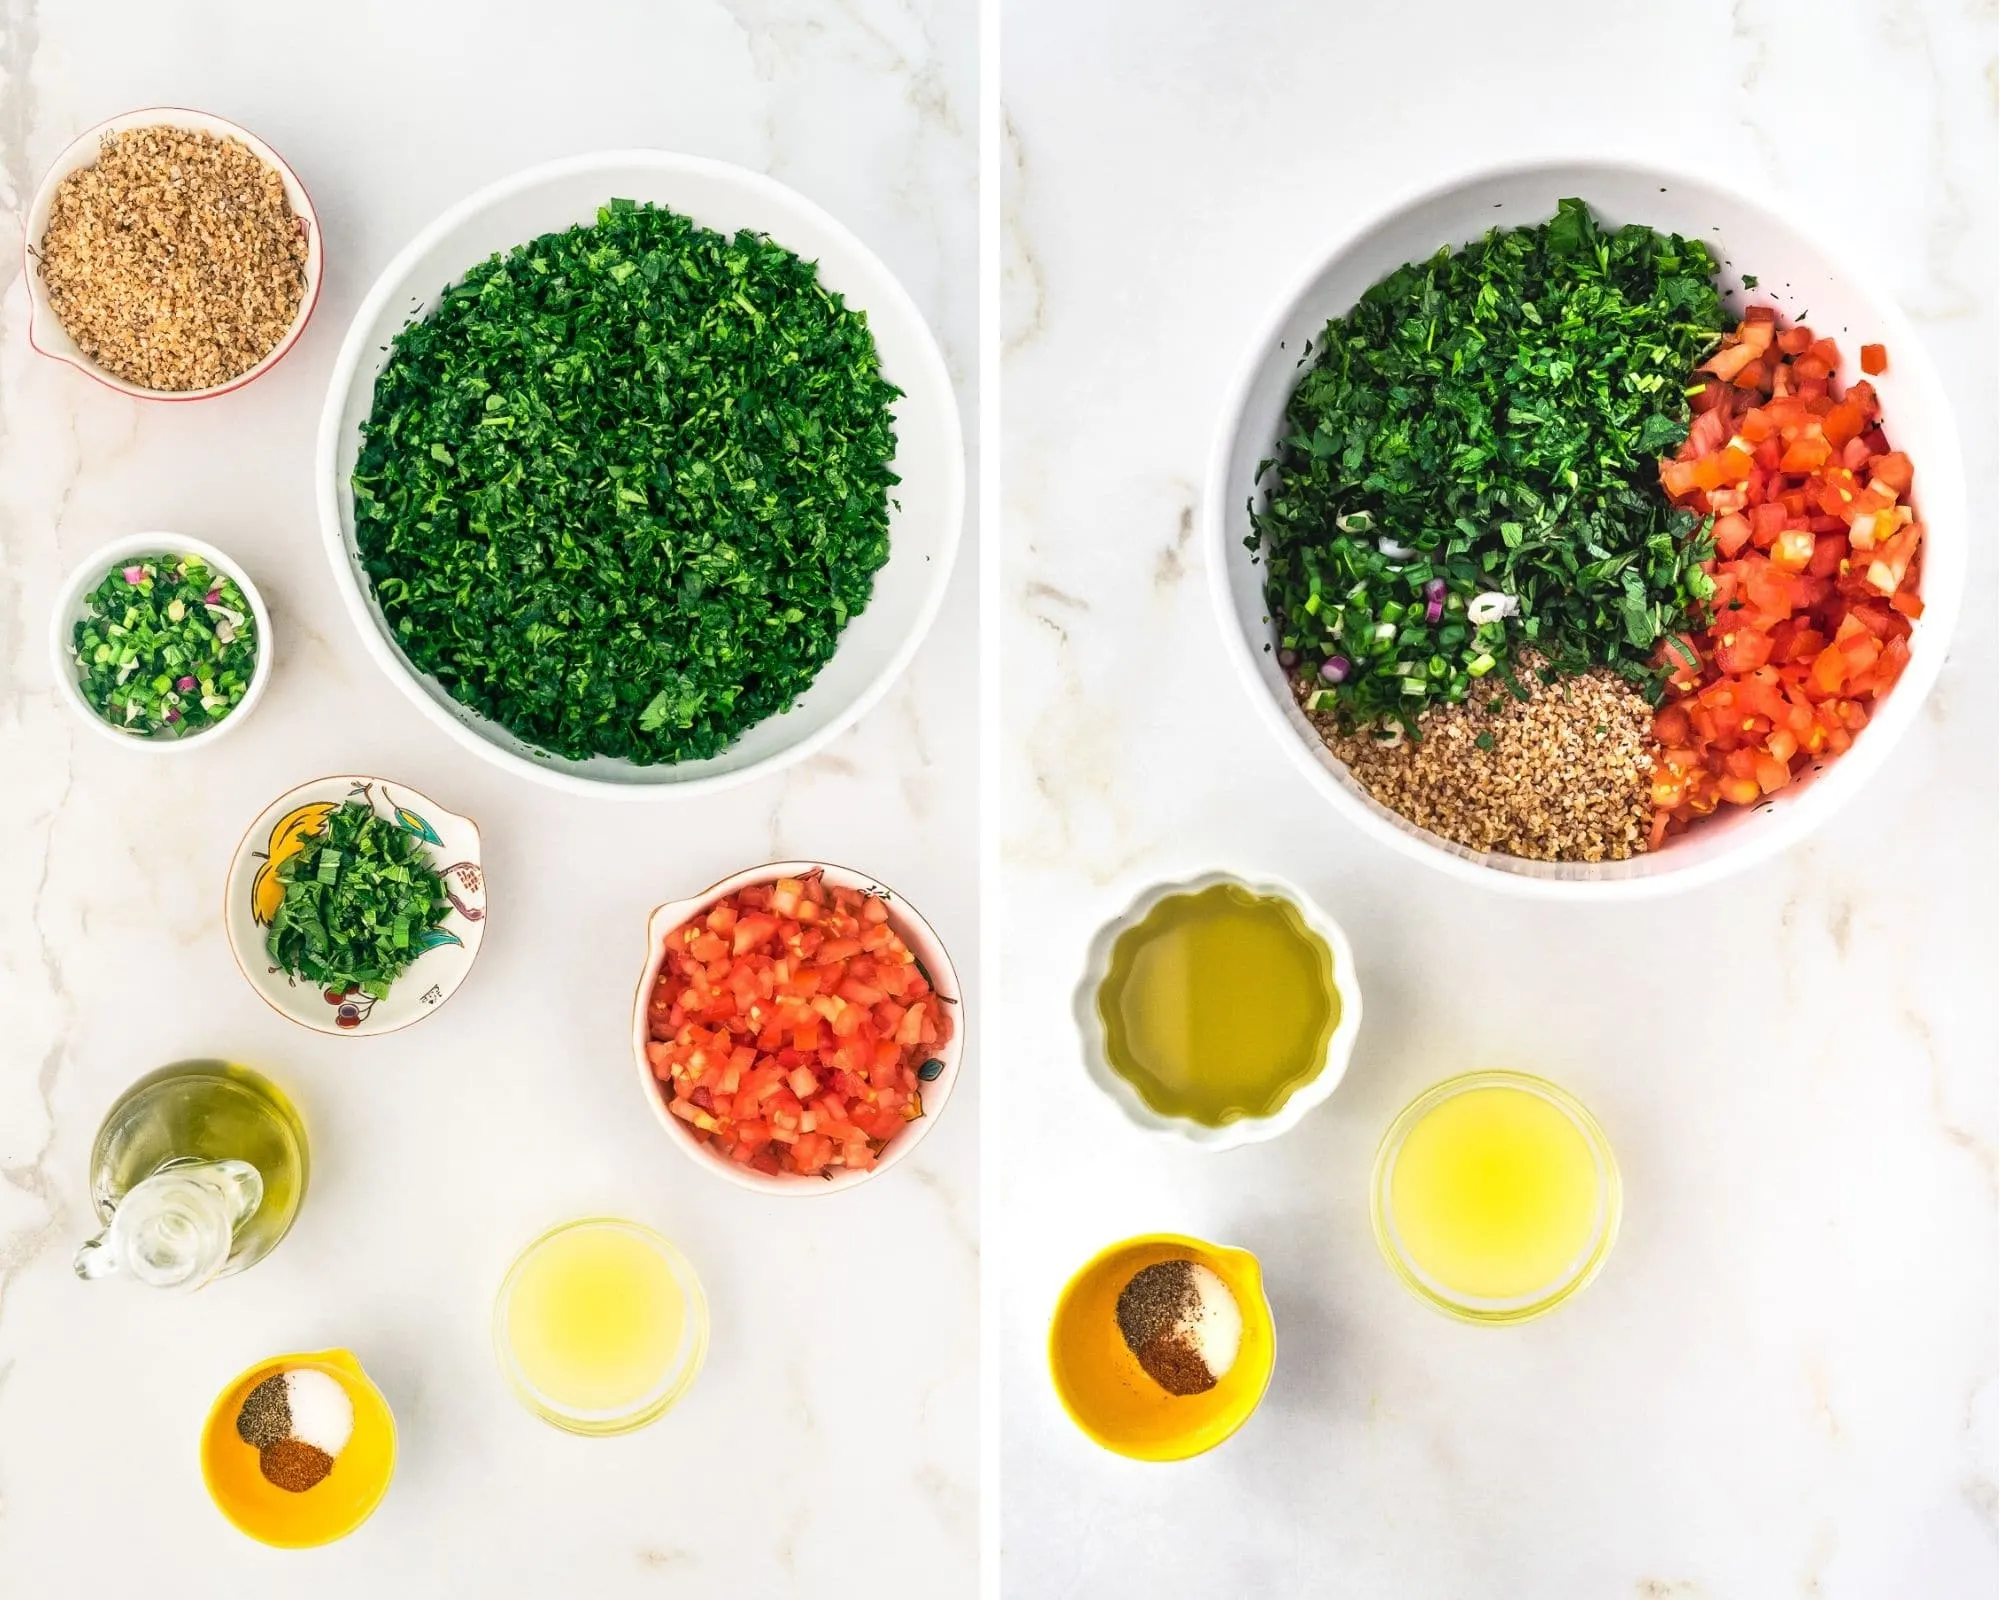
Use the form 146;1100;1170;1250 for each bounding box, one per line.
24;108;322;400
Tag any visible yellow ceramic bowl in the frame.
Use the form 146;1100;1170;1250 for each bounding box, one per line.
200;1349;396;1547
1048;1233;1275;1462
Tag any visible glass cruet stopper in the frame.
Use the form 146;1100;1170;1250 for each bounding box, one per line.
73;1158;263;1290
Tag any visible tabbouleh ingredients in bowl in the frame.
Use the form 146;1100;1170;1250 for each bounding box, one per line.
70;553;258;737
38;126;308;392
1256;198;1928;863
352;198;902;768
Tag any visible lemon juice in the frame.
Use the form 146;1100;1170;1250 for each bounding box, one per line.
496;1219;707;1433
1373;1072;1619;1321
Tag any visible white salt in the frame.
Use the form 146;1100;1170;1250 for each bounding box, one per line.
283;1368;354;1456
1180;1262;1243;1379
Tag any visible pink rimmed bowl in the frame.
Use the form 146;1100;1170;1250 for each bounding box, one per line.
24;107;322;400
631;861;964;1195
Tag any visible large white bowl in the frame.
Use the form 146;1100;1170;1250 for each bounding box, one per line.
1206;158;1967;899
317;152;963;797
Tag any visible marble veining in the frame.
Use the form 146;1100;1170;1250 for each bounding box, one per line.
1000;2;1996;1596
0;3;976;1595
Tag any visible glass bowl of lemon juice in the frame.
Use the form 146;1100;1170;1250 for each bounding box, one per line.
493;1218;708;1434
1371;1071;1620;1324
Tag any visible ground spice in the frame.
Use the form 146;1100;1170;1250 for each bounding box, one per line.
1116;1260;1219;1398
234;1373;291;1450
1303;650;1657;863
259;1436;334;1493
1134;1333;1218;1397
37;126;307;391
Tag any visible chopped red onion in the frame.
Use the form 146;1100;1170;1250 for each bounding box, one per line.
1424;578;1446;624
1319;655;1351;684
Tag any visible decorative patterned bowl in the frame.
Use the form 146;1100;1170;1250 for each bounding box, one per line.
25;107;323;401
631;860;964;1195
224;775;487;1036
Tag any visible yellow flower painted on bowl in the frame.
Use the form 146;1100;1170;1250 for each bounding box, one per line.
250;800;337;926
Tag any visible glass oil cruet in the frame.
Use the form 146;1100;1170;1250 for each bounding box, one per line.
75;1060;309;1290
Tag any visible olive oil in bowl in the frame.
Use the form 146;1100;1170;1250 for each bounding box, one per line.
1095;881;1341;1126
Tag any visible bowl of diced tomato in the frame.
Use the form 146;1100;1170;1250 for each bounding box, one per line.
633;863;963;1193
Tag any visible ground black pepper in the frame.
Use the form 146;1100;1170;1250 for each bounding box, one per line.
1114;1260;1219;1397
1115;1261;1195;1352
235;1374;292;1450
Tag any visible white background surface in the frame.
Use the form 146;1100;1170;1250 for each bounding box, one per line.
1000;3;1997;1597
0;3;977;1595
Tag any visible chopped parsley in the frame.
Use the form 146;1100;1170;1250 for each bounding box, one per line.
353;199;901;765
1252;198;1729;729
266;801;450;999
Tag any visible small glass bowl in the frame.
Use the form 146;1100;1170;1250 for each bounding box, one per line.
1370;1070;1621;1325
492;1217;708;1436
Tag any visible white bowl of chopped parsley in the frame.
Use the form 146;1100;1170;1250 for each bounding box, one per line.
1207;159;1966;898
51;533;273;749
315;152;963;797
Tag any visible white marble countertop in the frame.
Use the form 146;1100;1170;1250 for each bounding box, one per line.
0;3;976;1594
1000;3;1995;1597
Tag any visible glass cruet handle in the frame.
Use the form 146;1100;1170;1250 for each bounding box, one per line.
73;1158;263;1290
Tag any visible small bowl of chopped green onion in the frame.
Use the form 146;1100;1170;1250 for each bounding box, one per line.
223;774;489;1036
51;533;272;750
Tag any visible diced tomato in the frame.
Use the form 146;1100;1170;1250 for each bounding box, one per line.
1714;630;1774;674
647;871;953;1177
1648;310;1923;846
1871;452;1915;495
1711;512;1752;558
1860;343;1888;375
